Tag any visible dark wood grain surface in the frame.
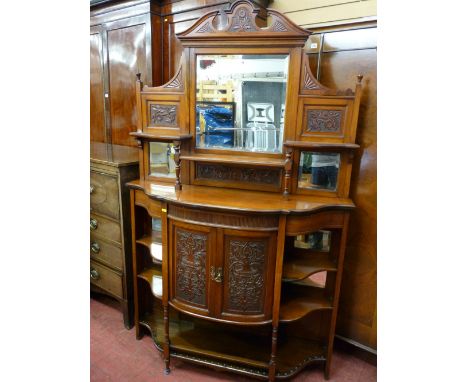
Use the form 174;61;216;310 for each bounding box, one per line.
310;22;377;351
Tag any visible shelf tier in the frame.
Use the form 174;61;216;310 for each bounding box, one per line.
180;153;286;168
279;282;333;323
283;141;360;150
139;309;326;379
136;232;163;263
129;131;193;141
283;251;337;281
137;268;162;299
136;231;162;249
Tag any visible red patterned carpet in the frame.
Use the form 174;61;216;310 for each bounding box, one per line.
91;294;376;381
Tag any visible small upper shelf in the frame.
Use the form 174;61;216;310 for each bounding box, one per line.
283;141;360;150
130;131;193;142
180;153;286;168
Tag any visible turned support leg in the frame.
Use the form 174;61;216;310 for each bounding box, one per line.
173;140;182;191
163;305;170;374
268;326;278;381
283;148;293;199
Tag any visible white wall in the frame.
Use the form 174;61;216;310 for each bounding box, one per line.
269;0;377;28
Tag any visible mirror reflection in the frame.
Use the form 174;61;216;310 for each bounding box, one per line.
149;142;176;178
298;152;340;191
196;54;289;153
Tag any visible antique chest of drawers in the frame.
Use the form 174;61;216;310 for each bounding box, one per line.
90;142;139;328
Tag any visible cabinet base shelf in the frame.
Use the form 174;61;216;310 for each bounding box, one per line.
139;309;326;380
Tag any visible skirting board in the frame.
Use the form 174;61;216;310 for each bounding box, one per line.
334;335;377;366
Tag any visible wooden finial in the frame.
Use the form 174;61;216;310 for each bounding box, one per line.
357;74;363;84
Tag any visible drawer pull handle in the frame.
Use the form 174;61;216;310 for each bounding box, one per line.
210;266;223;283
90;218;98;230
91;242;100;254
90;185;95;194
90;268;100;280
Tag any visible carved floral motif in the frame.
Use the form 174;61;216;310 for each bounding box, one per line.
303;70;321;90
164;67;183;90
150;104;177;127
197;22;213;33
306;109;343;132
227;239;266;313
228;6;257;32
272;20;288;32
175;228;207;306
196;163;281;186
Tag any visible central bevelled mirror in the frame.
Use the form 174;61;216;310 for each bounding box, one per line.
195;54;289;153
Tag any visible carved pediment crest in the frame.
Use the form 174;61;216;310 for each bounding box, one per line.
177;0;311;41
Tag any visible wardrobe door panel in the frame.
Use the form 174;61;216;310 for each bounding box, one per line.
107;21;147;147
90;31;106;143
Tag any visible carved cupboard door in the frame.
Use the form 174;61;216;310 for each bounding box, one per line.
169;220;216;317
216;229;277;323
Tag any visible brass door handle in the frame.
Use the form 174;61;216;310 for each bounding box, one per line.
210;266;223;283
90;268;100;280
90;218;98;230
91;242;100;254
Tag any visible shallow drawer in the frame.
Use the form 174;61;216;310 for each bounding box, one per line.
90;213;121;244
90;237;123;271
90;171;120;220
90;260;123;299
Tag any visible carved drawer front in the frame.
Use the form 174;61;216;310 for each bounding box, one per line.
90;171;120;220
90;213;122;244
90;236;123;271
220;230;276;323
170;221;214;315
90;260;123;299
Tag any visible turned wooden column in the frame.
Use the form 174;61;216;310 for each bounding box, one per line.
283;148;293;199
173;140;182;190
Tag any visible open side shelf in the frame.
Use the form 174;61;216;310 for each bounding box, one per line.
136;231;163;263
136;231;162;248
139;308;326;380
283;251;337;282
137;268;162;299
279;282;332;323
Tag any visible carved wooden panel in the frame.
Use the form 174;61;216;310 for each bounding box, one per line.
228;5;259;32
149;104;178;127
225;237;267;314
196;163;281;186
306;109;343;133
174;227;207;306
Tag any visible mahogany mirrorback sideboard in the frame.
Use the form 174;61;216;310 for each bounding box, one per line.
126;1;363;380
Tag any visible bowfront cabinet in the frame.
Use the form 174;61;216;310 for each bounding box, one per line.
127;1;363;380
169;218;277;323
